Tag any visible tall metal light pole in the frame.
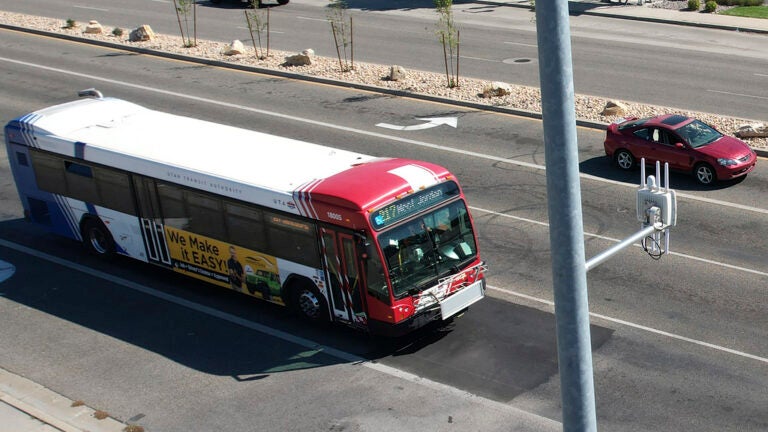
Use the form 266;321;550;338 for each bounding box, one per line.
534;1;598;430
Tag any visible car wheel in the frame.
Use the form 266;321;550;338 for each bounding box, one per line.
694;163;716;185
81;218;115;257
614;149;634;170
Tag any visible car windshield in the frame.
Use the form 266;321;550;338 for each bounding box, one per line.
675;119;722;148
378;199;478;298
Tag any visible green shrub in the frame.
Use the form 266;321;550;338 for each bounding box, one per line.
112;27;124;37
65;18;77;28
688;0;700;10
705;0;718;11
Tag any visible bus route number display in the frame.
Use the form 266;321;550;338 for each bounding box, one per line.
370;181;459;230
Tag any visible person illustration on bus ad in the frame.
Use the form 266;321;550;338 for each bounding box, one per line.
227;245;244;292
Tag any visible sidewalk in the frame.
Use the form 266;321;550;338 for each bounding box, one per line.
569;0;768;34
0;366;127;432
1;4;766;432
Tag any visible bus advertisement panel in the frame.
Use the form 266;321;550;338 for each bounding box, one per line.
164;226;284;304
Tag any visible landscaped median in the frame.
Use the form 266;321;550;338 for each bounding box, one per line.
1;10;766;155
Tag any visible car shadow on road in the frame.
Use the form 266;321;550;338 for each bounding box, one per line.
579;156;747;192
199;0;286;9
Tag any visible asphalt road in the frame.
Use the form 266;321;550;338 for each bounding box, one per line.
0;29;767;431
2;0;768;121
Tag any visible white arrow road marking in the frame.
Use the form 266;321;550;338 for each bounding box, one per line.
376;117;457;131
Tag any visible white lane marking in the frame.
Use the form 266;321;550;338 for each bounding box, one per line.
0;238;557;422
487;285;768;365
296;16;328;22
756;73;768;78
236;26;285;34
73;5;110;12
503;41;537;48
707;89;768;101
2;56;767;220
460;55;500;63
470;206;768;278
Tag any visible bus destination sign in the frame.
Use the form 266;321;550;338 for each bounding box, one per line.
370;181;459;230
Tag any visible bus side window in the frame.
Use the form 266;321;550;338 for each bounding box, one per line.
265;212;321;267
156;182;188;230
29;151;67;195
93;167;134;215
224;202;267;251
133;176;162;220
63;161;99;204
185;190;226;239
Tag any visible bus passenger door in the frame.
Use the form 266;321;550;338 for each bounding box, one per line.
320;229;366;327
133;176;171;265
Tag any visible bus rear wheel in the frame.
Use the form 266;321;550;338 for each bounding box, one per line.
292;284;328;322
82;218;115;257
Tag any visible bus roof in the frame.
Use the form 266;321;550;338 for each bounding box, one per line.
9;96;452;222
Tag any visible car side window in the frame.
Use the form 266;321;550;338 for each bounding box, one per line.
666;132;683;147
658;129;671;145
633;128;651;141
650;128;674;145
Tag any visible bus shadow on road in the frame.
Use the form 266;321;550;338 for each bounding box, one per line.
0;219;351;379
0;218;612;403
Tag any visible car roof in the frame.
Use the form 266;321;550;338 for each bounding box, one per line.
620;114;694;131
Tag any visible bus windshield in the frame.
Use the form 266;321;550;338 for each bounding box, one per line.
378;199;478;298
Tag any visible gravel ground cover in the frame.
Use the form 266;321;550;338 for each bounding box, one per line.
1;10;766;150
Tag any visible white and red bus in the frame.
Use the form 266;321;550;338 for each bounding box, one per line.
5;91;487;336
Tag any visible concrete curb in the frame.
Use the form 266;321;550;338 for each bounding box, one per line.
0;22;598;128
0;367;127;432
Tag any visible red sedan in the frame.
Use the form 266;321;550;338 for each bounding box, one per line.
603;114;757;185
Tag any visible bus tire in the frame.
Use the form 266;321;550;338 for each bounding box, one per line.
291;283;329;322
81;218;115;257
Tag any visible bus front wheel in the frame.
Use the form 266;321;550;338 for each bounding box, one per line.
82;218;115;257
292;284;328;322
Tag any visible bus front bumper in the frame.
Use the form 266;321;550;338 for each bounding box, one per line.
368;279;486;338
